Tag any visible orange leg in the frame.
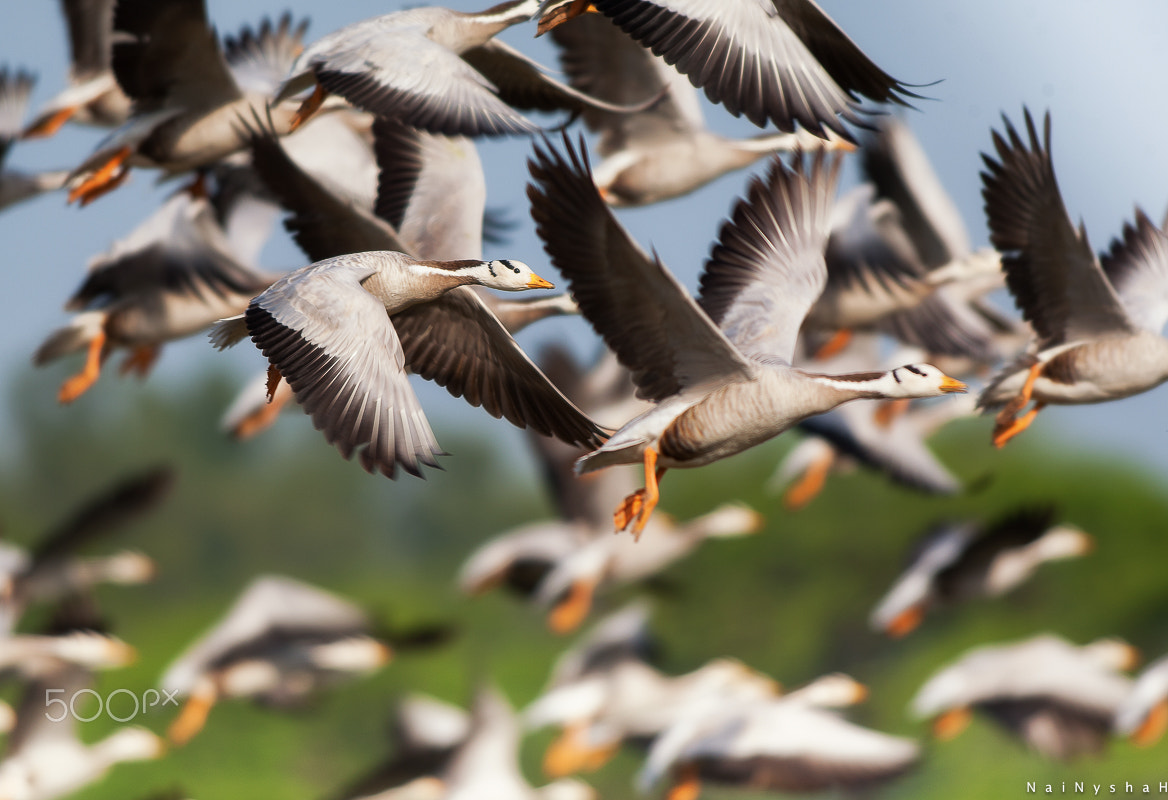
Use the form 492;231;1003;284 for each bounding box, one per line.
543;724;618;777
183;172;209;199
232;384;292;440
613;448;665;540
58;330;109;404
885;604;925;639
548;579;597;634
932;706;973;741
666;765;703;800
993;401;1046;449
536;0;598;35
812;328;853;361
119;345;160;378
783;449;835;511
22;105;78;139
68;146;132;205
1131;699;1168;747
168;683;217;747
290;83;327;132
873;398;910;429
265;363;283;402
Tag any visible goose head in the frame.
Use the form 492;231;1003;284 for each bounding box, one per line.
881;364;967;399
467;259;555;292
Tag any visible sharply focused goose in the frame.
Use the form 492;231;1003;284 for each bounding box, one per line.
528;137;966;535
275;0;650;139
539;0;919;140
460;347;762;632
0;69;70;212
1114;654;1168;747
66;4;314;205
870;507;1093;638
639;674;917;798
161;575;393;746
35;180;278;403
22;0;132;138
0;666;164;800
977;109;1168;447
548;11;851;207
912;634;1138;760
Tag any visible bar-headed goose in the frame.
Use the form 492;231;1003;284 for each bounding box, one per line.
870;507;1093;638
639;673;917;798
66;5;313;205
22;0;131;138
0;69;70;212
912;634;1138;760
460;347;761;633
1114;654;1168;748
0;666;164;800
539;0;919;141
275;0;652;139
35;178;278;403
978;109;1168;447
529;136;966;536
548;11;852;207
161;575;393;746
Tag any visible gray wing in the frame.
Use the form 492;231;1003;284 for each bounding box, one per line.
0;68;34;167
391;289;607;450
1099;209;1168;335
111;0;241;111
981;109;1134;346
527;135;756;402
861;115;971;268
551;10;705;152
245;256;443;479
223;14;310;98
698;149;841;363
591;0;917;137
308;29;537;137
62;0;115;78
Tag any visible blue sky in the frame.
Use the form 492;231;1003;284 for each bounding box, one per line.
3;0;1168;475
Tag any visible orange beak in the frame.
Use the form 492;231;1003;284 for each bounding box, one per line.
939;375;968;394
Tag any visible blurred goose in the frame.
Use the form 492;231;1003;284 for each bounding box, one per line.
548;11;851;207
0;69;69;212
911;634;1138;760
529;137;966;536
66;5;313;205
539;0;918;140
0;466;169;635
639;674;917;798
1114;654;1168;747
22;0;131;138
0;631;136;677
0;666;164;800
460;347;761;633
275;0;652;139
870;507;1093;638
977;109;1168;447
161;575;393;746
35;179;278;403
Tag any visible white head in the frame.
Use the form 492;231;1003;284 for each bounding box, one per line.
883;364;968;399
471;259;555;292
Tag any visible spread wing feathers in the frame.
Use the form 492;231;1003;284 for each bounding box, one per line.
980;109;1133;346
111;0;241;111
823;184;928;300
591;0;917;138
698;149;841;363
875;288;1000;362
63;0;116;78
391;289;607;450
0;68;34;163
462;39;661;119
528;135;755;402
247;122;410;262
32;466;174;565
551;11;703;148
246;261;443;479
223;13;310;98
371;116;485;261
311;33;537;137
861;115;971;268
1099;209;1168;335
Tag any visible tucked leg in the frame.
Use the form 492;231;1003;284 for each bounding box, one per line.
666;765;703;800
22;105;78;139
168;679;217;747
58;330;109;404
548;578;598;634
993;401;1046;449
120;345;160;378
290;83;327;132
783;449;835;511
812;328;853;360
67;146;132;205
